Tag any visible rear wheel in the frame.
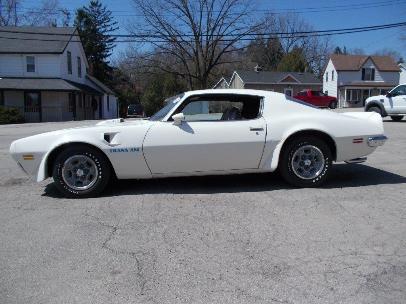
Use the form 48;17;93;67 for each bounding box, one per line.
390;115;404;121
279;136;332;187
367;106;383;117
52;145;111;198
328;100;337;109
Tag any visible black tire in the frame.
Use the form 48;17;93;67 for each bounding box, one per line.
52;145;111;198
328;100;337;109
279;136;332;187
390;115;404;121
367;106;383;117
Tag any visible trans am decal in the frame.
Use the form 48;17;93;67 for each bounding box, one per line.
109;147;140;153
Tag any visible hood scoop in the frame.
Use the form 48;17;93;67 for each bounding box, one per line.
97;118;125;126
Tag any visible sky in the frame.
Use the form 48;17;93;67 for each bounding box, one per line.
20;0;406;61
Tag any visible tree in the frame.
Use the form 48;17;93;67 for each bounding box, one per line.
130;0;261;89
245;37;284;70
1;0;66;26
277;47;308;72
74;0;118;83
334;46;343;54
141;73;186;116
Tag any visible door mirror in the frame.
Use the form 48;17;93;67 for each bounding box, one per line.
172;112;185;125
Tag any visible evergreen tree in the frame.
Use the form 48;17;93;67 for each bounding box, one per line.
277;47;308;72
334;46;343;55
74;1;118;83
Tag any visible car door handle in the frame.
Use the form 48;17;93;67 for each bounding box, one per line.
249;127;264;131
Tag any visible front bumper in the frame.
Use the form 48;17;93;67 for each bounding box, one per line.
367;135;388;147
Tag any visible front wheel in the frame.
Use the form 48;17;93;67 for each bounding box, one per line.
328;100;337;109
52;145;111;198
390;115;404;121
279;137;332;187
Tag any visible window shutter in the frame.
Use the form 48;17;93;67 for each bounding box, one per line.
362;68;365;80
371;69;375;81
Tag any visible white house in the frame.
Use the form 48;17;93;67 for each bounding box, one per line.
0;26;118;123
323;54;400;108
399;63;406;84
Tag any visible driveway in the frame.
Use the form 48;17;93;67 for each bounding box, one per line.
0;116;405;304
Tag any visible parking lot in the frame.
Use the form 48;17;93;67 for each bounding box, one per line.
0;116;405;304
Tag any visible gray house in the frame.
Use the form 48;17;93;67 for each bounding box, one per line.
214;68;322;96
0;26;118;123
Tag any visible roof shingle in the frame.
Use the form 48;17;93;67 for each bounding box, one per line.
0;26;76;54
330;54;400;72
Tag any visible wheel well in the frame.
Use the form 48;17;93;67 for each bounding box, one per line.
46;142;116;178
365;101;386;115
281;130;337;161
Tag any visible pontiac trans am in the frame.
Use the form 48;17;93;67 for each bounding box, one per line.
10;89;387;198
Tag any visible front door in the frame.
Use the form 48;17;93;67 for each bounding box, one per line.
143;94;266;174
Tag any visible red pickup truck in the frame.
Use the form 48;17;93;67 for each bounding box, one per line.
294;90;338;109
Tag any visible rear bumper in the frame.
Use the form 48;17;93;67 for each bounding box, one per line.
367;135;388;147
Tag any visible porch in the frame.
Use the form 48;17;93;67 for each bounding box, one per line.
0;78;104;123
337;82;396;108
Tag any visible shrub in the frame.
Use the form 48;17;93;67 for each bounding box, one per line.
0;107;25;124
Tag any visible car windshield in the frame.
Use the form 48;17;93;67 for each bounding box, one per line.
149;93;184;121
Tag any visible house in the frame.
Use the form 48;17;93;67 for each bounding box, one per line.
399;63;406;84
323;54;400;108
0;26;118;123
217;67;321;96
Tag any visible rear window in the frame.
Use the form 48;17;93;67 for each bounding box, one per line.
286;96;318;108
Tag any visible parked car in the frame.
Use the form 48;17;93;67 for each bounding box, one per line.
365;84;406;121
127;103;144;117
294;90;338;109
10;89;387;198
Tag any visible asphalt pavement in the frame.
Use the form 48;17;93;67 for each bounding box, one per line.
0;115;405;304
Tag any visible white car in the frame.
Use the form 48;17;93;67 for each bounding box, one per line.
365;84;406;121
10;89;387;198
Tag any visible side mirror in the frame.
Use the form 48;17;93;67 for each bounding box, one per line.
172;113;185;125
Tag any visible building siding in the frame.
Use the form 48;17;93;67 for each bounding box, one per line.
322;59;338;98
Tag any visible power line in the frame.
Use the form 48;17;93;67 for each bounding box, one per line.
0;21;405;38
0;21;404;43
1;0;404;16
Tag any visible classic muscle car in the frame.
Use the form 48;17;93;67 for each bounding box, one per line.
10;89;387;198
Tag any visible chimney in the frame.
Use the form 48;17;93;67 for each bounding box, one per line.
254;64;262;73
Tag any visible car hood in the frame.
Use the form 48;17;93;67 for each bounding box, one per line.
10;118;154;153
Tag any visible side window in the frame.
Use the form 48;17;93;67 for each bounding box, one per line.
175;95;261;122
67;51;72;74
390;85;406;96
26;56;35;72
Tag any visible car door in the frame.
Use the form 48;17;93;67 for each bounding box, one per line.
388;85;406;113
142;94;267;174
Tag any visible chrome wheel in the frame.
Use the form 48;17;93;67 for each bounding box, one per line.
291;145;325;180
62;155;99;191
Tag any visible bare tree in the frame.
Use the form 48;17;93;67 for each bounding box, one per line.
129;0;261;89
261;13;332;77
0;0;67;27
0;0;19;26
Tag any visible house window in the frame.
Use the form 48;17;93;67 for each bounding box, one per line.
362;68;375;81
0;91;4;106
26;56;35;73
77;57;82;78
24;92;40;112
346;89;361;103
325;72;328;82
332;71;334;81
107;95;110;112
67;51;72;74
